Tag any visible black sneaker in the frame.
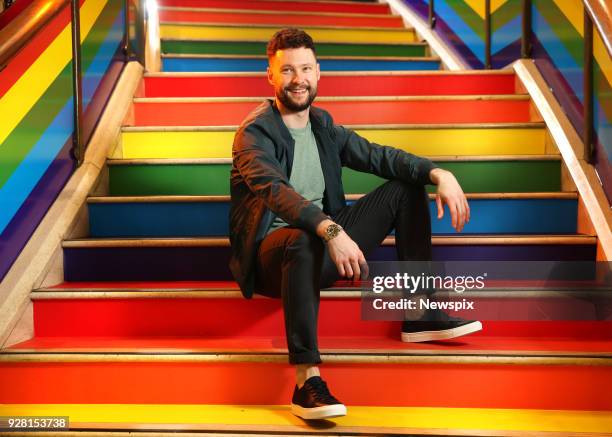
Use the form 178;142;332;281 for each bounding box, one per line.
291;376;347;420
401;309;482;342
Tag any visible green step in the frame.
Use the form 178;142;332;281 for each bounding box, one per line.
108;158;562;196
161;39;429;57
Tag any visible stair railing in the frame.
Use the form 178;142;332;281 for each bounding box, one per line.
0;0;137;165
143;0;161;72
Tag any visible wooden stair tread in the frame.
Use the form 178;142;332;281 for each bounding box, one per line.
5;336;612;356
61;235;597;248
121;122;546;131
107;155;562;166
87;193;579;203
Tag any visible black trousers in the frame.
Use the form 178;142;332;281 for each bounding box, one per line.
254;180;432;364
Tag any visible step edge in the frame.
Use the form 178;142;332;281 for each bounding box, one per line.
61;235;598;248
107;155;560;166
121;122;547;132
87;192;579;203
0;352;610;366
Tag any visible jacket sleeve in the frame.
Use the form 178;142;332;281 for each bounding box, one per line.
332;124;438;186
232;124;328;234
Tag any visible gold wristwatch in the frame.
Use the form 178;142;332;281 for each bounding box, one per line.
323;223;343;242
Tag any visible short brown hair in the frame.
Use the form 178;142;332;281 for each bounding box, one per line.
266;28;316;59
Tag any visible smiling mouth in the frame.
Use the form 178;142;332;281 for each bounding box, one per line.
287;87;308;95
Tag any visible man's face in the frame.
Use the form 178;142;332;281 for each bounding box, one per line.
267;47;320;112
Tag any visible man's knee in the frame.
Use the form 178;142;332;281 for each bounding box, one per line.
381;180;427;202
285;229;324;261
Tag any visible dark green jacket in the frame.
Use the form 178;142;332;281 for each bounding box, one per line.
230;100;436;298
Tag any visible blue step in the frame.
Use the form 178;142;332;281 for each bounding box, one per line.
87;196;579;237
162;57;442;72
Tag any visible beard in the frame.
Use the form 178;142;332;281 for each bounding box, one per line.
276;84;317;112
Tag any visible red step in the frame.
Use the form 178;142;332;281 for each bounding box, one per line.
159;8;405;28
142;72;519;98
157;0;392;14
130;97;534;126
29;284;612;341
1;352;610;409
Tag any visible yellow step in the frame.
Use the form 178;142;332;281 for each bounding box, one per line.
0;404;610;435
160;23;417;44
120;123;548;159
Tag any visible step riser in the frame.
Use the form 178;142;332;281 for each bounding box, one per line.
162;40;427;57
160;25;416;44
120;128;547;159
62;245;597;282
162;57;440;72
158;0;392;14
159;10;405;28
143;74;518;97
87;199;578;237
109;162;562;196
131;100;534;126
30;298;612;338
1;361;609;410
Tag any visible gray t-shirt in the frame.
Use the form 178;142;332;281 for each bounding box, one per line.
267;121;325;234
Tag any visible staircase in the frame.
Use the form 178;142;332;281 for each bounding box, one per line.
1;0;610;434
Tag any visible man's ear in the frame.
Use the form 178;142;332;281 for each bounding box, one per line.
316;62;321;81
267;65;274;86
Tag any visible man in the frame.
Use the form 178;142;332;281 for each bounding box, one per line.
230;28;482;420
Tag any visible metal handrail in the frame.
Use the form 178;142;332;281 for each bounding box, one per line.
0;0;68;69
583;0;612;58
143;0;161;72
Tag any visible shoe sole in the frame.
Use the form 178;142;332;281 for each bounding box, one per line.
401;321;483;342
290;403;347;420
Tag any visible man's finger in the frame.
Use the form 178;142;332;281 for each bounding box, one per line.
449;200;458;229
350;259;361;281
464;198;471;223
360;260;369;280
337;262;345;277
436;195;444;219
344;262;354;279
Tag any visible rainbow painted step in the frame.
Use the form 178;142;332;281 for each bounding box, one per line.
107;156;562;195
161;55;441;72
1;354;609;410
157;0;393;15
86;193;579;237
159;7;406;28
1;300;610;411
129;96;537;126
142;72;520;97
161;39;429;57
4;288;607;411
61;237;597;282
0;404;610;435
119;123;549;159
24;285;612;344
160;23;416;44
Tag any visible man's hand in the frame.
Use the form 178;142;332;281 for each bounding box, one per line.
429;168;470;232
316;220;368;279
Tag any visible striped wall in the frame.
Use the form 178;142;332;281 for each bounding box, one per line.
402;0;612;202
0;0;126;281
531;0;612;201
404;0;522;68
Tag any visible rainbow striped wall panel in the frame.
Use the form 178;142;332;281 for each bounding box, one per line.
531;0;612;201
403;0;522;69
80;0;126;145
0;0;125;281
402;0;611;202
